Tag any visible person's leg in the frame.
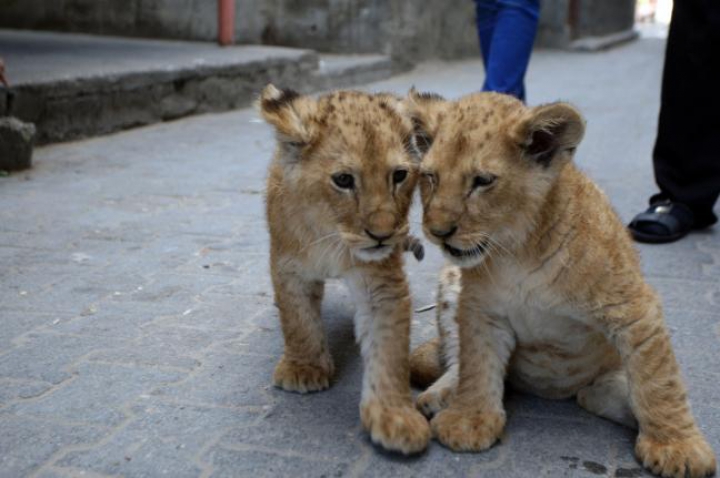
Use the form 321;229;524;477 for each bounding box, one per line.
474;0;500;69
651;0;720;226
481;0;540;101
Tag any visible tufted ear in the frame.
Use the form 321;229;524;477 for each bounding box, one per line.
511;102;585;167
258;84;319;157
403;88;447;157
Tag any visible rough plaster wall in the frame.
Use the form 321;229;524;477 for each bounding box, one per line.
386;0;479;61
0;0;477;59
576;0;635;37
255;0;479;61
0;0;218;40
253;0;376;53
0;0;635;55
538;0;571;48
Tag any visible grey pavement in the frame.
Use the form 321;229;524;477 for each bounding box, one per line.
0;29;392;87
0;29;313;86
0;29;396;144
1;37;719;478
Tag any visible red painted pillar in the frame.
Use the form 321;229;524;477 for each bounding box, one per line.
218;0;235;46
0;58;8;87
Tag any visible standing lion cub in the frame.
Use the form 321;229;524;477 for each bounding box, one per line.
407;91;716;478
259;85;430;454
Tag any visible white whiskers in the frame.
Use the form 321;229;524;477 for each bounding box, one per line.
299;232;341;254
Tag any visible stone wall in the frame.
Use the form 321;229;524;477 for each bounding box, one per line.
0;0;220;40
575;0;635;38
0;0;636;58
538;0;573;48
256;0;480;62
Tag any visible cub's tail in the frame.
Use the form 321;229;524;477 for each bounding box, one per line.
410;337;443;388
410;265;462;388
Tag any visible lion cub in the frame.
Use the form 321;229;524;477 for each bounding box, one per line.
407;91;716;478
259;85;430;454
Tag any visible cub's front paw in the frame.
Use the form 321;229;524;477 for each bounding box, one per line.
636;433;716;478
360;401;430;455
431;407;505;452
273;356;334;393
417;385;453;418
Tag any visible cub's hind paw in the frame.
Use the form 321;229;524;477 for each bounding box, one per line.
635;433;716;478
273;356;334;393
416;385;453;418
431;407;505;452
361;401;430;455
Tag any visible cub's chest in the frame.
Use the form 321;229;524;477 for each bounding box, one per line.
304;246;348;279
482;268;594;348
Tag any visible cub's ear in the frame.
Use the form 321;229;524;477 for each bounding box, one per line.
258;84;318;148
403;88;447;157
512;102;585;167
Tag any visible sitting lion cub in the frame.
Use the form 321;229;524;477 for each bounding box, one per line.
259;85;430;454
407;91;716;478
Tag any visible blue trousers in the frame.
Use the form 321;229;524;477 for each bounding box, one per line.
474;0;540;102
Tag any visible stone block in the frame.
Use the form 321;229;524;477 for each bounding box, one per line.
0;116;35;172
205;448;349;478
0;415;107;477
5;362;186;426
0;333;117;384
55;399;259;478
151;352;276;408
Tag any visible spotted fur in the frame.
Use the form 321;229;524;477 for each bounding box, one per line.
407;91;716;478
260;85;430;454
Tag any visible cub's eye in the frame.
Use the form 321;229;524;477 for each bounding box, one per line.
393;169;408;184
472;175;496;189
332;173;355;190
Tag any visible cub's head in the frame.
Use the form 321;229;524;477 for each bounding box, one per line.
407;90;585;268
260;85;419;263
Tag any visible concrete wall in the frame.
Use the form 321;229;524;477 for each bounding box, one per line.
575;0;636;38
0;0;635;57
0;0;220;40
537;0;637;48
538;0;573;49
0;0;479;61
257;0;480;62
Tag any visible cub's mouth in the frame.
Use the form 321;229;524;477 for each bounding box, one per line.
364;244;391;252
361;243;393;257
353;242;395;262
443;240;488;258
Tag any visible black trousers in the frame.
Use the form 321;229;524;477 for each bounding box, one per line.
653;0;720;227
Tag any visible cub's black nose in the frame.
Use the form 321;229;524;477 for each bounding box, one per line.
430;226;457;239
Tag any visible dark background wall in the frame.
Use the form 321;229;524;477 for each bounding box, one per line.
0;0;636;60
256;0;480;61
0;0;221;41
574;0;636;37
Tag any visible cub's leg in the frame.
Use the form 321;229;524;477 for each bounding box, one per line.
431;283;516;452
415;265;462;417
271;264;334;393
577;368;637;429
345;264;430;455
599;287;716;478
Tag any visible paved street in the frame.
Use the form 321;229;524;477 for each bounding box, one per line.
1;37;719;478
